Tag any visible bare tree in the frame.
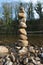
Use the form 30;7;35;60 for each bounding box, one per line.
2;3;12;24
2;2;13;33
35;2;43;19
27;2;34;20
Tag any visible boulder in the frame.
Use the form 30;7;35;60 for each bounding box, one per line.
0;46;9;57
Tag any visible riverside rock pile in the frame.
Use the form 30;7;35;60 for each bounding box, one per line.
0;45;43;65
0;3;43;65
17;4;28;47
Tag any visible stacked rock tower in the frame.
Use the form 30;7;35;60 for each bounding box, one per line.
18;3;28;47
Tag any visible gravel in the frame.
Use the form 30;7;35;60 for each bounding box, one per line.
0;44;43;65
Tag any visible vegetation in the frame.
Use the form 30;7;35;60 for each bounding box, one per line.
35;1;43;19
0;1;43;35
27;2;34;20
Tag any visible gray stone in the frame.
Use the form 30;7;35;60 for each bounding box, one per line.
41;53;43;58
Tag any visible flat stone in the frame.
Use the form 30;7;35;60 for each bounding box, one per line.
19;22;27;28
19;18;26;23
35;57;40;61
19;34;28;40
18;29;27;36
18;40;28;46
31;57;37;64
36;61;41;65
18;13;26;18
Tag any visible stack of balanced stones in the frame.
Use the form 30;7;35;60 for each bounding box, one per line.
18;6;28;47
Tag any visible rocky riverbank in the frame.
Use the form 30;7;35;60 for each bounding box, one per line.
0;44;43;65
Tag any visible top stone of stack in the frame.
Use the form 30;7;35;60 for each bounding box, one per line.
18;3;26;18
19;7;24;13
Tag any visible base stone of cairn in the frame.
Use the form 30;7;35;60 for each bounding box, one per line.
18;4;28;47
0;46;9;57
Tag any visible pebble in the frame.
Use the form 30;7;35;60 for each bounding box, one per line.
41;53;43;58
29;46;35;53
35;57;40;61
19;47;28;55
0;45;43;65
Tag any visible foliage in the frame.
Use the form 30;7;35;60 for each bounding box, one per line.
0;1;43;35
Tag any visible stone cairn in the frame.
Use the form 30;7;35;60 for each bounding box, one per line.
18;4;28;47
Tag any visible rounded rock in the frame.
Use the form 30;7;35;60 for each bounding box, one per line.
29;46;35;53
19;22;27;28
19;47;28;55
18;40;28;46
0;46;9;57
18;29;27;35
19;18;26;23
19;34;28;40
18;13;26;18
20;7;25;13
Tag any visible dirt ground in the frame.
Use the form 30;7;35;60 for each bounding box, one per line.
0;34;43;47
